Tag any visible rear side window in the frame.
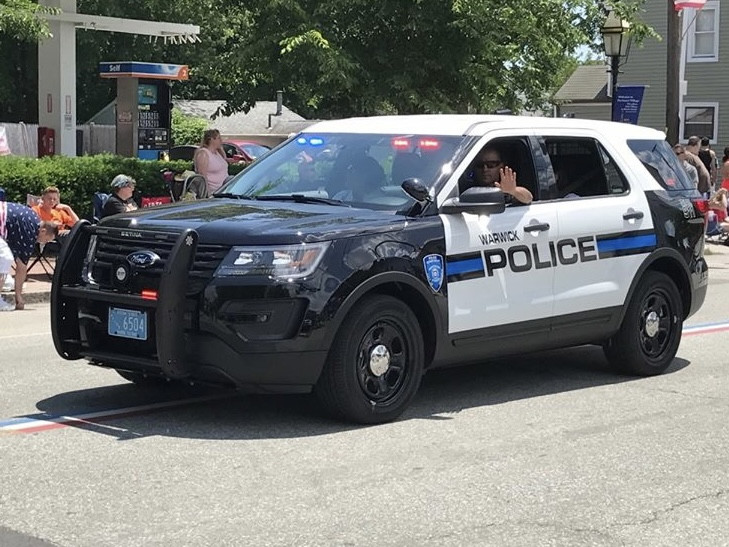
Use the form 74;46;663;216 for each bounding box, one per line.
543;137;628;198
627;139;694;190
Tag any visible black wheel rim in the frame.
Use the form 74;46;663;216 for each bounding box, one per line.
356;319;409;404
638;288;675;361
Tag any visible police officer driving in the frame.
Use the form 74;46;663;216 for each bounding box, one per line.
469;146;533;205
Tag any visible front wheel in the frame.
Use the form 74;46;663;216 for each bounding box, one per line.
315;295;424;424
603;271;683;376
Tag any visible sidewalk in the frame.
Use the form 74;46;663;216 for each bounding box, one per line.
1;256;57;306
4;242;729;308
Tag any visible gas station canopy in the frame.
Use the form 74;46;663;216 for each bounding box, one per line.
46;12;200;42
99;62;189;81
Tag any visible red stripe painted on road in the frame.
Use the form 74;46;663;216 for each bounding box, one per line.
4;321;729;435
0;394;230;435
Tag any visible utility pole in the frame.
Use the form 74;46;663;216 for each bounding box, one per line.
666;1;681;144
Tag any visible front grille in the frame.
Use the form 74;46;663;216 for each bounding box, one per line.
88;228;228;294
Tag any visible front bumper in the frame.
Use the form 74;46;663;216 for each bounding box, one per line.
51;221;327;392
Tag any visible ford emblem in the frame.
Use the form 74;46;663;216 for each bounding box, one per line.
127;250;160;268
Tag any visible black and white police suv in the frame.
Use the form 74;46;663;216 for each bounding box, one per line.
51;115;708;424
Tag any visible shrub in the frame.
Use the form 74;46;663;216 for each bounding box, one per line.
0;155;254;218
0;155;191;218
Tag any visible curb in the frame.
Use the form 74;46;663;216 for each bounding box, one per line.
1;290;52;307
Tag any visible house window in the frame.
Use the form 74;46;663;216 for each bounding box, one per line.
686;1;719;62
681;104;718;142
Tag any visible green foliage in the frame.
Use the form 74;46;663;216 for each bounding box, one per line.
0;0;58;41
171;107;208;146
0;155;191;218
1;0;654;122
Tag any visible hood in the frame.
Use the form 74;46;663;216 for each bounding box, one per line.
99;198;406;244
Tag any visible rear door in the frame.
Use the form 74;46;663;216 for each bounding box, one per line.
538;132;655;320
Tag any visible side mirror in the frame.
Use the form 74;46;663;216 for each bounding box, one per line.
401;178;431;202
441;187;506;215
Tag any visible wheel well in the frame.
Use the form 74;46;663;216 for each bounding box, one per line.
646;258;691;318
368;283;438;368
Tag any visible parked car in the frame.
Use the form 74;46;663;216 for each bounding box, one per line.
222;140;271;163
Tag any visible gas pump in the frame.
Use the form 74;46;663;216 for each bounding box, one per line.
137;80;172;160
99;62;188;160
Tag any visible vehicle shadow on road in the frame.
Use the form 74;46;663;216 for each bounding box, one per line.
410;345;689;420
31;345;690;440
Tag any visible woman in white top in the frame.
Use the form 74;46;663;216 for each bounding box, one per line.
193;129;229;194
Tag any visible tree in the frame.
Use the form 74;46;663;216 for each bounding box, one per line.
2;0;653;124
0;0;57;41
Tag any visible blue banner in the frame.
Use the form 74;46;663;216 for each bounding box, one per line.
613;85;646;124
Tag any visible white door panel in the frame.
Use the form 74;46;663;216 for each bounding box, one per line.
443;203;559;333
554;193;654;316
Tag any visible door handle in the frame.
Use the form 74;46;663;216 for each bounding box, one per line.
623;210;644;220
524;222;550;233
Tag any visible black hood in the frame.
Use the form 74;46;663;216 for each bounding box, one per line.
99;198;406;244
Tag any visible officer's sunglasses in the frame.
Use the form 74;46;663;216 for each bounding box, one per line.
474;160;503;169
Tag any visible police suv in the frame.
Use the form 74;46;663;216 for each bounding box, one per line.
51;115;708;424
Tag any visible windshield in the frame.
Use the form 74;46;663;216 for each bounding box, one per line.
242;143;270;159
219;133;467;211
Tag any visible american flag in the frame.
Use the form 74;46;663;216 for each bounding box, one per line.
674;0;706;10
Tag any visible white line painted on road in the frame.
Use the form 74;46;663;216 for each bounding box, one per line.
0;394;231;435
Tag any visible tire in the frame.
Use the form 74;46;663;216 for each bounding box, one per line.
315;295;424;424
603;271;683;376
116;369;172;386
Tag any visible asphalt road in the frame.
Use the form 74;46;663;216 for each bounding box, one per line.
1;246;729;547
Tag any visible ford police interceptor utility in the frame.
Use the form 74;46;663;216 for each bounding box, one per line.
51;115;708;424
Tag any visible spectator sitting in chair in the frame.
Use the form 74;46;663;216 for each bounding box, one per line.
102;174;139;219
0;201;58;310
31;185;79;235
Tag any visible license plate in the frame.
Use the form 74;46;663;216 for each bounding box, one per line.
108;307;148;340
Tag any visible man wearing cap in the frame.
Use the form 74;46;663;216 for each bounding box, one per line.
102;174;139;219
0;201;58;310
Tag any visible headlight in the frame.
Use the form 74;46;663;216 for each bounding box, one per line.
214;242;330;279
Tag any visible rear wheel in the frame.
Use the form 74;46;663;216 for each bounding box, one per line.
315;295;424;424
603;271;683;376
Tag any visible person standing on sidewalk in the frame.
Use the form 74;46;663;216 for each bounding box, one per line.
0;201;58;310
0;236;14;311
193;129;229;195
685;135;712;197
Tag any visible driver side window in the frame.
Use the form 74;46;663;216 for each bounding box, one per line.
458;137;538;199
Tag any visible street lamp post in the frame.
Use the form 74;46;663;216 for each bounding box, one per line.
601;10;631;122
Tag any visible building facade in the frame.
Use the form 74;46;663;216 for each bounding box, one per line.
622;0;727;146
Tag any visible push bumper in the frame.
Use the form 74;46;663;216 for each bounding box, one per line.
51;221;326;391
